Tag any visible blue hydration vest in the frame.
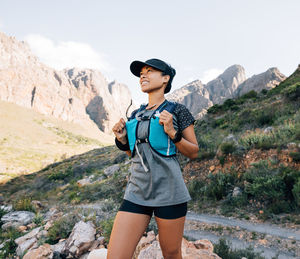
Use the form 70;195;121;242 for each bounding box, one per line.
126;100;178;157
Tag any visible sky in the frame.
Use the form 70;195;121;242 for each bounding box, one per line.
0;0;299;106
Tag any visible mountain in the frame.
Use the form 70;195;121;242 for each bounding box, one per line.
0;31;134;134
166;80;213;119
167;64;286;119
234;67;286;97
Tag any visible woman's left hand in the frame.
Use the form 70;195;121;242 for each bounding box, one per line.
159;110;176;137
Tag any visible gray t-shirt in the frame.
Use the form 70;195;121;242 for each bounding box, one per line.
124;103;195;206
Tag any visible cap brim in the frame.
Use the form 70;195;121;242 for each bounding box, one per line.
130;61;147;77
130;60;164;77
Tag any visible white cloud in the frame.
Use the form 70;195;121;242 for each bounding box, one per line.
24;34;113;73
200;68;224;84
0;21;4;29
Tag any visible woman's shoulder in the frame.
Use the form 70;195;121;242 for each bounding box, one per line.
168;101;191;114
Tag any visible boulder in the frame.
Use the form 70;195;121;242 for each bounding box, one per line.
62;220;96;257
16;237;37;256
232;187;243;197
23;243;53;259
87;248;108;259
104;164;120;177
77;178;92;187
136;234;221;259
1;211;35;227
15;227;41;245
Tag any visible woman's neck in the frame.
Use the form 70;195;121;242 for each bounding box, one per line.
147;93;165;110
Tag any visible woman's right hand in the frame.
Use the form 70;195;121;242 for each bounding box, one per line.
112;118;127;144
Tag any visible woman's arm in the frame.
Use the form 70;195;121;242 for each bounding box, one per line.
169;125;199;159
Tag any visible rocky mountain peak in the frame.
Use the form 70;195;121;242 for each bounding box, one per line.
206;64;246;104
0;31;133;134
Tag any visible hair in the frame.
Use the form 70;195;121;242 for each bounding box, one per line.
161;63;176;94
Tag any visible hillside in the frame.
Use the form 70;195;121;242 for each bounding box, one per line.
0;100;114;183
184;64;300;220
0;65;299;258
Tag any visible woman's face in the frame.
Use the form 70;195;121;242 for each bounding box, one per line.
139;65;169;93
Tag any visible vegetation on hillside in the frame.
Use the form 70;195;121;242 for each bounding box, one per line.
188;65;300;220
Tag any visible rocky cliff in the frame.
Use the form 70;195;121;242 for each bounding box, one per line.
234;67;286;97
167;64;286;119
0;31;134;134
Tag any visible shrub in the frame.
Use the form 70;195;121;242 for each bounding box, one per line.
100;218;114;242
13;197;36;212
46;213;81;244
220;142;237;155
242;161;286;208
292;179;300;207
282;82;300;101
290;151;300;162
48;166;74;181
213;238;264;259
188;179;205;200
205;171;236;200
0;228;23;258
241;90;258;99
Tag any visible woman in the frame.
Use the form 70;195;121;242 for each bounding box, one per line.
109;58;199;259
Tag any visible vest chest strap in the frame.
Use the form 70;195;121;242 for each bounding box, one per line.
136;138;149;144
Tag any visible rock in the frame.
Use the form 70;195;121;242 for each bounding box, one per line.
232;187;243;197
37;230;48;239
18;225;27;232
134;231;156;257
2;221;22;230
44;220;53;230
51;240;67;254
287;142;297;150
87;248;108;259
264;126;273;133
235;67;286;97
194;239;214;252
0;204;12;212
137;240;163;258
77;178;92;187
104;164;120;177
167;80;213;120
80;253;90;259
1;211;35;227
137;235;221;259
27;222;37;229
15;227;41;245
16;237;37;256
23;243;53;259
0;31;135;136
31;200;44;210
223;134;238;144
62;220;96;257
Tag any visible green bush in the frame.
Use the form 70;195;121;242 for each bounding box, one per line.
188;179;205;200
100;218;114;242
213;238;264;259
46;213;81;244
292;179;300;207
241;90;258;99
13;197;36;212
282;82;300;101
220;142;237;155
243;161;286;205
290;151;300;162
48;166;74;181
0;228;23;258
205;171;236;200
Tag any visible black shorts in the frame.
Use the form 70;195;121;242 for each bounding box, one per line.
118;199;187;219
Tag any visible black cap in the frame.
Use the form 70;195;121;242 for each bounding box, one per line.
130;58;176;93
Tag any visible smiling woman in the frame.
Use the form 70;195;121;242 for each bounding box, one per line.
109;58;199;259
